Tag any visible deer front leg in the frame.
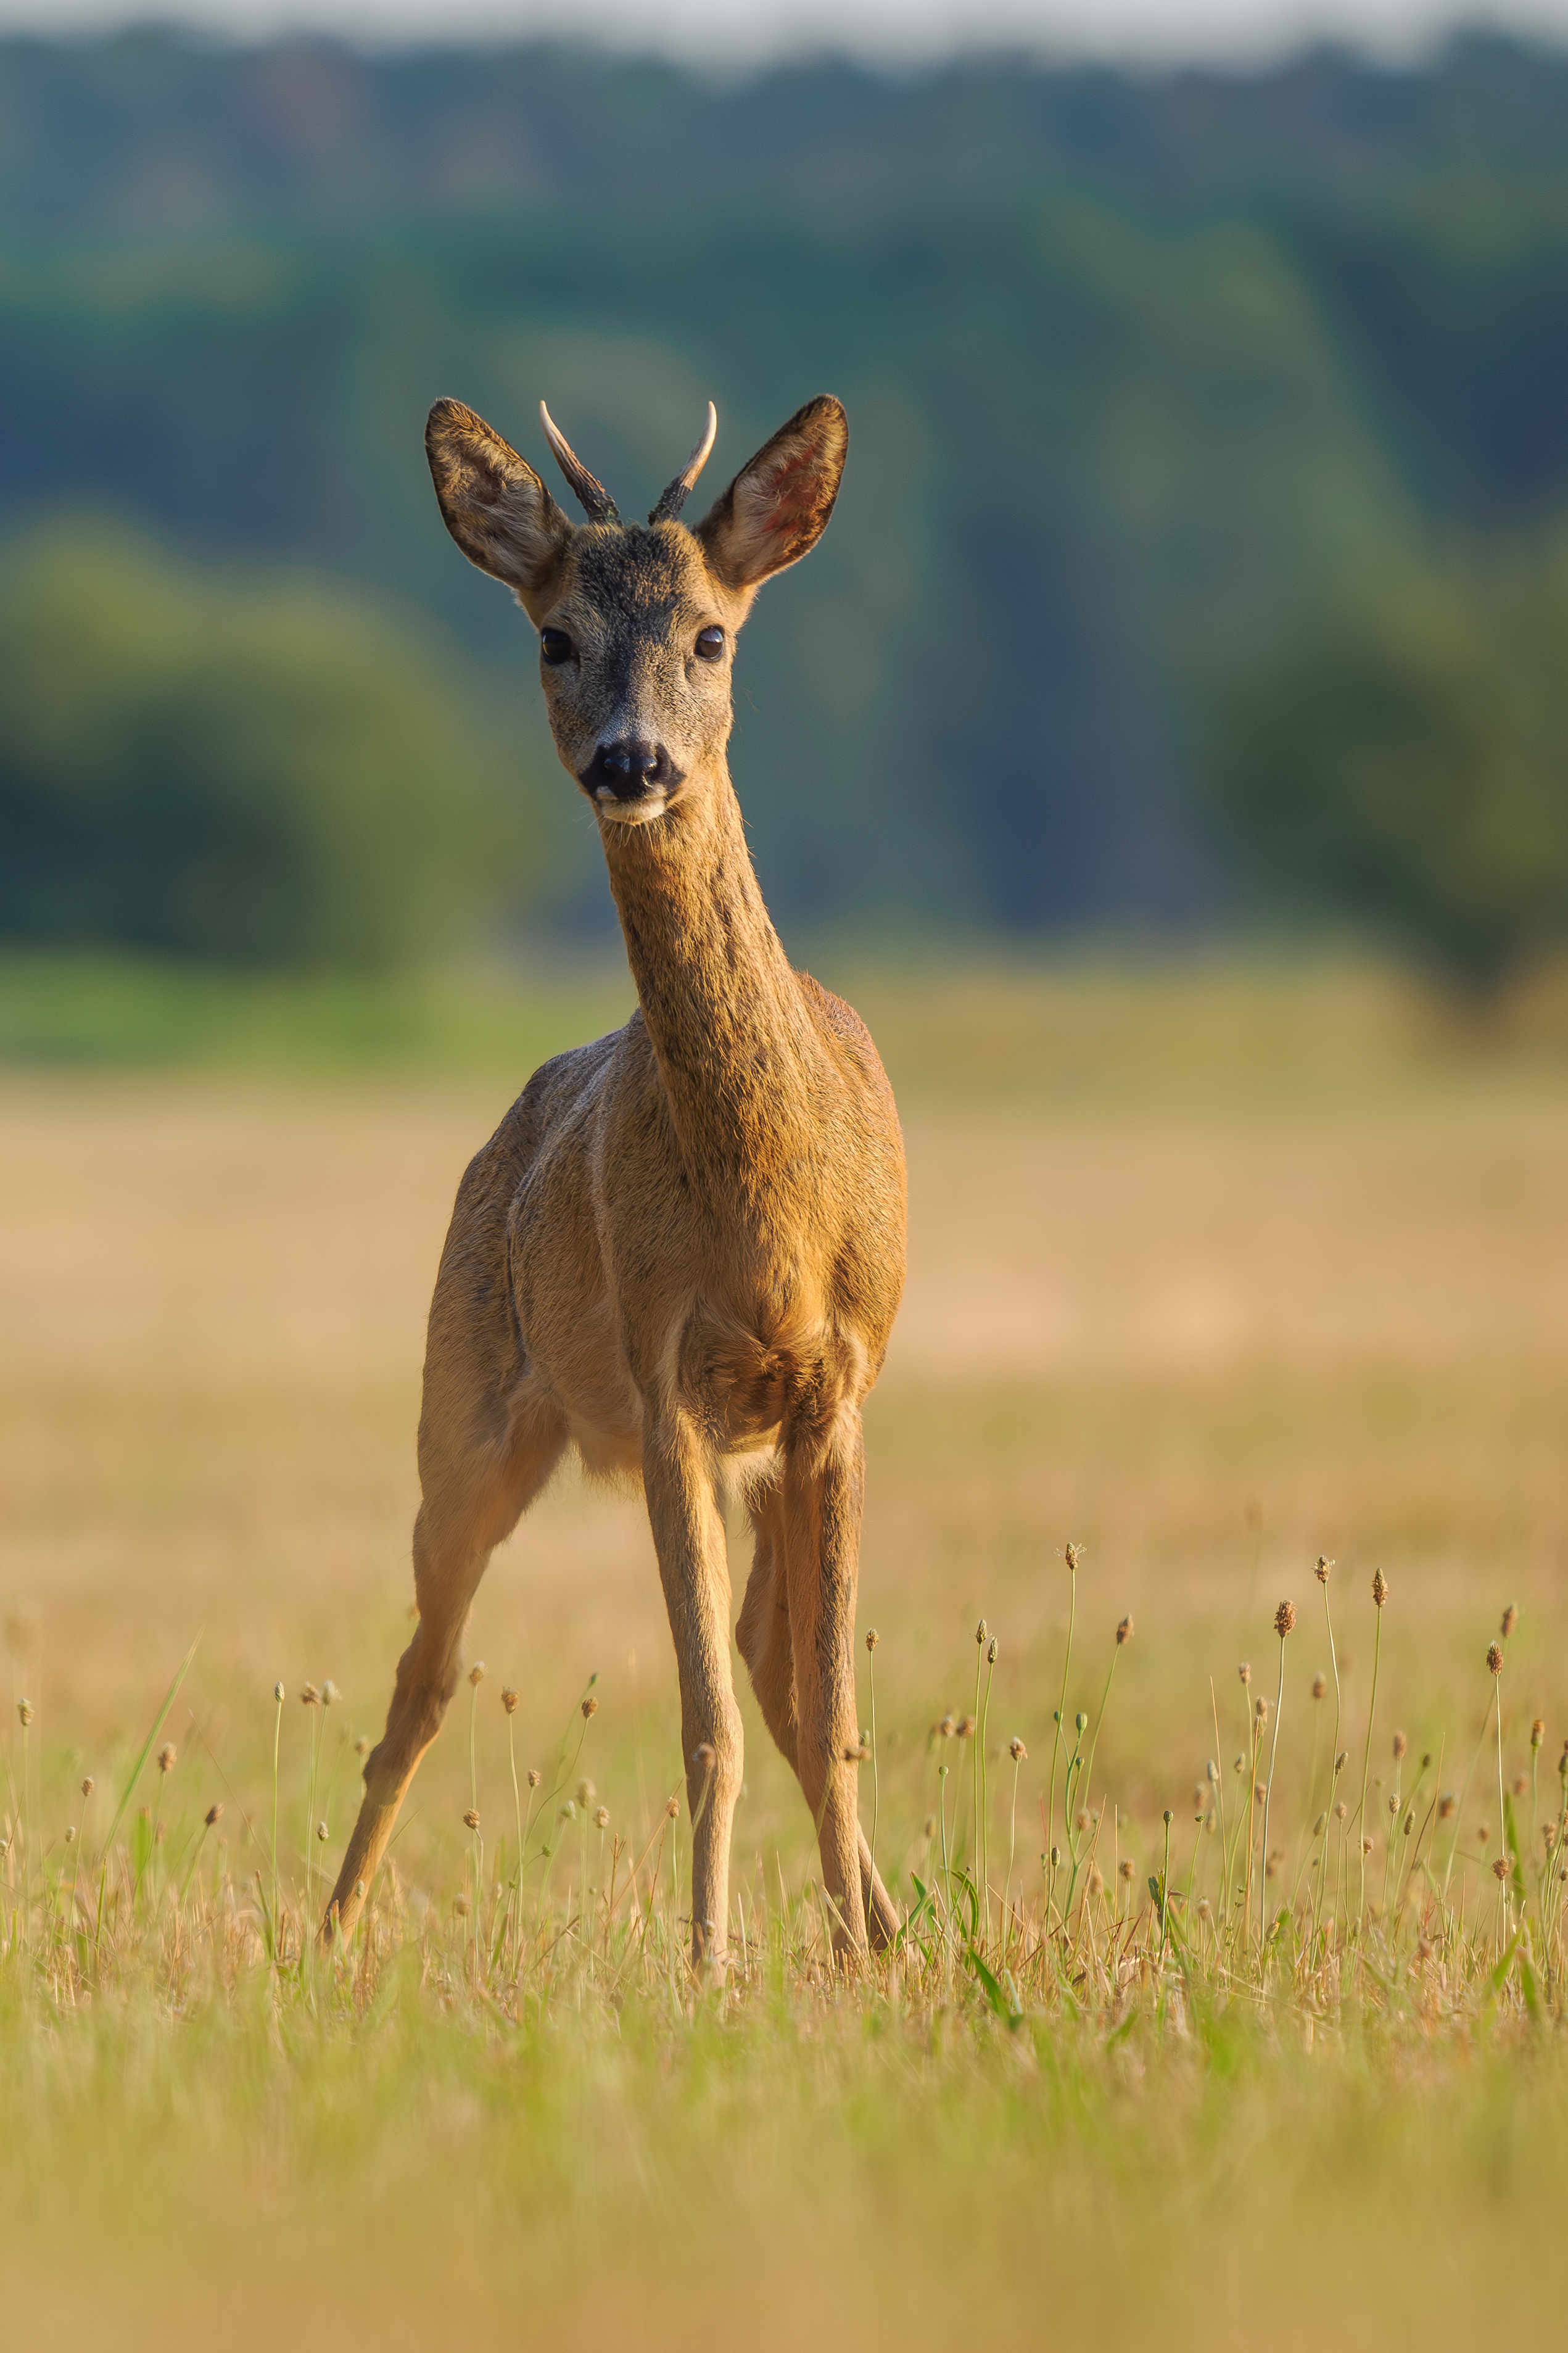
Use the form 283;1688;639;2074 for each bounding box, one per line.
643;1406;743;1969
780;1403;870;1962
324;1532;474;1945
324;1387;567;1945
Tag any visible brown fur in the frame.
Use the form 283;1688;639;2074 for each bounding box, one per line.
325;395;906;1964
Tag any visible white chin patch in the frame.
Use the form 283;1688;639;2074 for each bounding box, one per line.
598;792;667;825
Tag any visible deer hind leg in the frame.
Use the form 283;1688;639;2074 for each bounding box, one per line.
738;1474;897;1951
778;1403;899;1962
324;1383;567;1943
643;1406;743;1969
737;1476;798;1763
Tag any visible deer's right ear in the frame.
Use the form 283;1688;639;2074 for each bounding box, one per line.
425;399;574;618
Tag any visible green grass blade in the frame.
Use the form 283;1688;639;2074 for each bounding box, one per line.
1503;1791;1528;1903
964;1942;1023;2030
1487;1927;1522;1998
97;1638;200;1859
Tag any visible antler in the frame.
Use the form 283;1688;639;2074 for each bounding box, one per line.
649;402;718;524
538;401;619;524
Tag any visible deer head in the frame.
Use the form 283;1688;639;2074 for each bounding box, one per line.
425;393;848;826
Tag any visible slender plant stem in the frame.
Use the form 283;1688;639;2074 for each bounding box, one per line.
1158;1813;1173;1969
1323;1578;1343;1782
1380;1743;1406;1919
1543;1778;1568;1984
23;1714;36;1945
1208;1682;1230;1944
1529;1737;1539;1864
1046;1564;1078;1919
504;1711;524;1959
1287;1700;1324;1919
1240;1718;1260;1961
69;1780;91;1938
978;1641;995;1934
1004;1756;1021;1958
1066;1643;1124;1921
1260;1634;1286;1957
938;1763;954;1935
468;1678;484;1977
303;1700;321;1925
507;1715;523;1862
1442;1694;1495;1908
970;1633;984;1879
270;1685;283;1966
1358;1605;1385;1930
1495;1673;1508;1911
1390;1763;1439;1924
867;1641;880;1941
1314;1576;1343;1946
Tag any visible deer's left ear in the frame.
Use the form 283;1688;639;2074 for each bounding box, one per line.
695;395;848;593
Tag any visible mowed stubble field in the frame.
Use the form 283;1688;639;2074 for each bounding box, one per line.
4;957;1568;2344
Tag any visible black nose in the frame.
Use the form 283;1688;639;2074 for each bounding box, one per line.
584;738;673;801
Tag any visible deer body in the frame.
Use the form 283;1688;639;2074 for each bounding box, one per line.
326;396;905;1962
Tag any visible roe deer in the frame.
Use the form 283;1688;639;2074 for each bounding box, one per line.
324;391;906;1963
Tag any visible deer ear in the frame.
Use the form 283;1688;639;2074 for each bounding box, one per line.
695;395;848;592
426;399;574;618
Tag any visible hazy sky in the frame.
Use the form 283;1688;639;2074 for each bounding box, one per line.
1;0;1566;68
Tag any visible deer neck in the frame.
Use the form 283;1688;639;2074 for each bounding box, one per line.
601;770;815;1182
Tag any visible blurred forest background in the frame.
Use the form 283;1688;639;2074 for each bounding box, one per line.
2;26;1568;990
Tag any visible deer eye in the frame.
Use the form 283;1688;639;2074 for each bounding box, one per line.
540;628;575;666
695;626;725;662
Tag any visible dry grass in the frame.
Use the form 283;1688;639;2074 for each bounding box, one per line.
4;955;1568;2343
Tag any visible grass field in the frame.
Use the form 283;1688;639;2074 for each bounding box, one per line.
4;951;1568;2344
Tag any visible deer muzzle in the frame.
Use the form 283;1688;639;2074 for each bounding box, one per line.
581;738;682;816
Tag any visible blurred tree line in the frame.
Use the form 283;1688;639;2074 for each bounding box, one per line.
1;30;1567;981
0;522;550;966
1207;535;1568;991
